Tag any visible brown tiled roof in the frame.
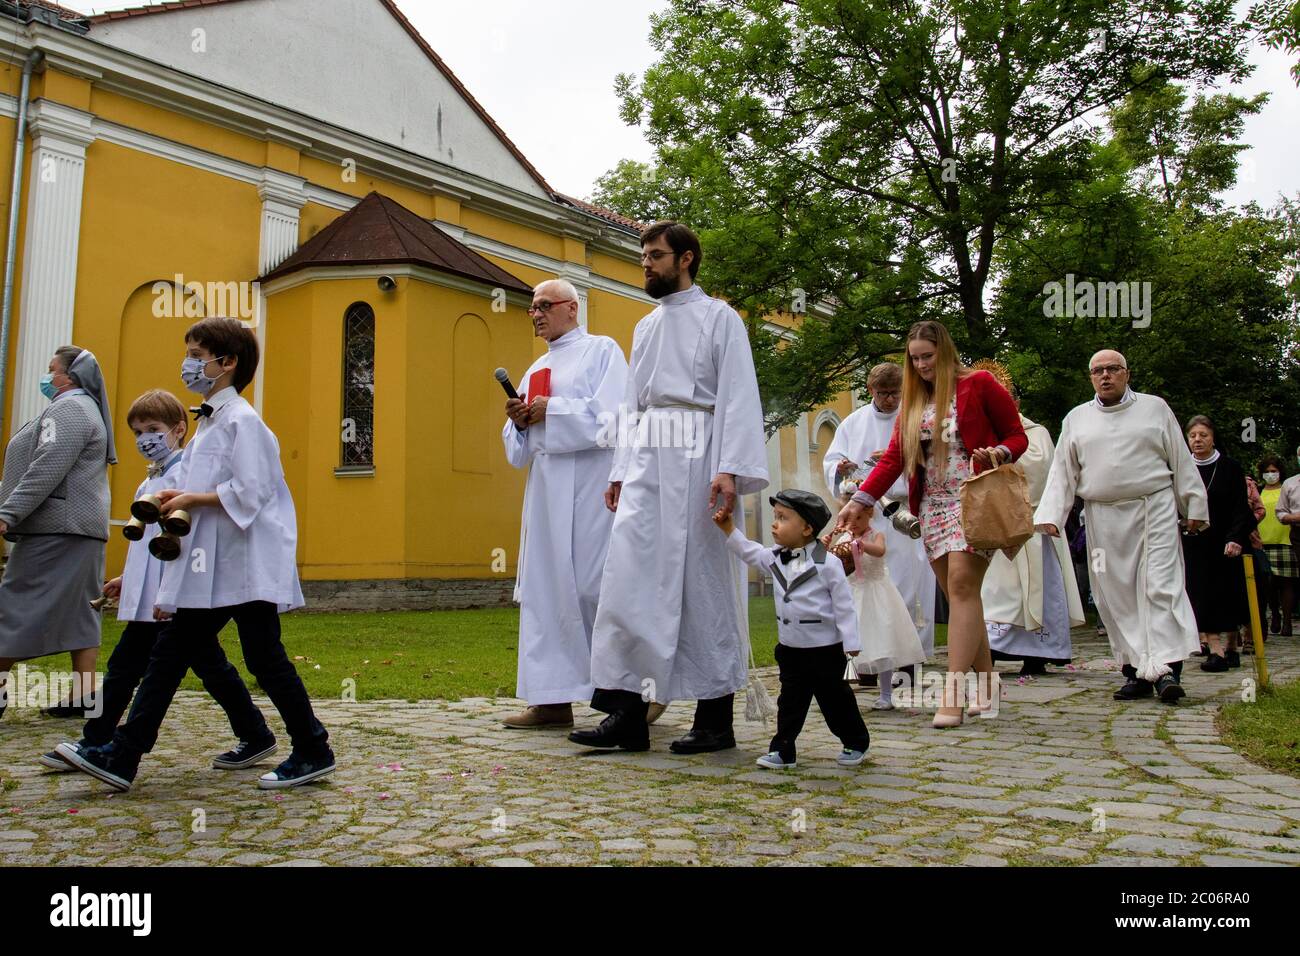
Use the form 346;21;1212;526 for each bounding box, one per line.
557;194;645;234
261;191;533;294
21;0;88;18
87;0;555;197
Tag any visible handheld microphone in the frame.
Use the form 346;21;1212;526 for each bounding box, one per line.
493;368;520;401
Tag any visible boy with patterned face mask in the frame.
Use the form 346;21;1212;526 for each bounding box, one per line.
60;319;334;791
42;389;272;774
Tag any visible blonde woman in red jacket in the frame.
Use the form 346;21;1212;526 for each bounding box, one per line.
838;322;1027;726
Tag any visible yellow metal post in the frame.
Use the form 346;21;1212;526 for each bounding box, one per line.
1242;553;1270;689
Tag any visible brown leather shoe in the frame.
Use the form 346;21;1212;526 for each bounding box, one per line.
503;704;574;729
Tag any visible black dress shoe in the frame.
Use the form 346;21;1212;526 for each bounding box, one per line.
1019;659;1048;676
1155;675;1186;704
1200;653;1229;673
669;728;736;754
568;713;649;751
1113;678;1153;701
1194;643;1209;657
1225;650;1241;669
40;696;98;719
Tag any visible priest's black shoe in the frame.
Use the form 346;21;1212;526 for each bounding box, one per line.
669;728;736;754
1155;674;1185;704
568;714;649;751
1113;678;1153;701
1200;653;1229;673
1225;650;1241;669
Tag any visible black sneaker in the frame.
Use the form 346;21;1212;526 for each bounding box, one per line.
257;749;336;790
1113;678;1154;701
1200;653;1229;673
1225;650;1241;669
39;747;77;771
1155;675;1186;704
56;741;139;792
212;734;278;770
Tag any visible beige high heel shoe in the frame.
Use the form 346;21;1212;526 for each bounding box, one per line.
932;710;964;728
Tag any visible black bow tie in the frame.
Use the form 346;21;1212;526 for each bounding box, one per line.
191;403;214;420
778;547;805;565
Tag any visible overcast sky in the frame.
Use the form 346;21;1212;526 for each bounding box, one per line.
62;0;1299;208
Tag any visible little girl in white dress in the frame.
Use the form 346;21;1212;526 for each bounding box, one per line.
828;512;926;709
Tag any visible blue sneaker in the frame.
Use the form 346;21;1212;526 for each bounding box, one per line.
756;751;796;769
39;745;78;771
57;741;138;792
257;749;336;789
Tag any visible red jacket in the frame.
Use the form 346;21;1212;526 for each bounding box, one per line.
856;370;1028;517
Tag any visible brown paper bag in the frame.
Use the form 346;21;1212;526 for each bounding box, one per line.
959;457;1034;552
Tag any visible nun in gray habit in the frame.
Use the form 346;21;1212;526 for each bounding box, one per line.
0;346;114;718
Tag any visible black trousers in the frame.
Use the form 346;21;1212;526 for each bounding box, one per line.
1122;661;1184;683
770;642;869;762
114;602;329;758
81;620;266;748
590;689;734;733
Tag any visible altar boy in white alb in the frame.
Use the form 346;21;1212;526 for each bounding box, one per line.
61;318;333;792
502;279;628;729
716;490;870;769
571;222;768;754
1035;350;1207;704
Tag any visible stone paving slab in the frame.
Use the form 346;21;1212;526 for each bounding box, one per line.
1;630;1297;866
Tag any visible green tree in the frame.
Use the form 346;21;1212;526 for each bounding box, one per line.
595;0;1254;429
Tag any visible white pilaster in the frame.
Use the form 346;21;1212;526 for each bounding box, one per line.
10;100;94;435
794;411;814;496
762;427;783;546
556;262;591;331
252;167;307;412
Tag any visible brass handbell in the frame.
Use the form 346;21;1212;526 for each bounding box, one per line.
149;532;182;562
880;496;922;539
130;493;163;523
89;596;116;612
123;516;147;541
161;510;191;536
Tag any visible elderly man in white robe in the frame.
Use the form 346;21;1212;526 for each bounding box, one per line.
571;221;769;753
822;362;936;706
501;279;629;729
971;361;1085;675
1035;350;1207;704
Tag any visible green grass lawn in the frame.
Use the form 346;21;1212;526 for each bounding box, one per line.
1217;678;1300;778
31;600;946;703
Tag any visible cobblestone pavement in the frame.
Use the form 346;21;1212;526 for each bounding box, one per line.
2;629;1298;867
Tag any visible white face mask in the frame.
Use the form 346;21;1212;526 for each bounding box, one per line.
1264;471;1281;485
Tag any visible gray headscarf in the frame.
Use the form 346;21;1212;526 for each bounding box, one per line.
67;349;117;464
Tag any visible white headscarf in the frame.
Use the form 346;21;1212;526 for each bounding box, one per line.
67;349;117;464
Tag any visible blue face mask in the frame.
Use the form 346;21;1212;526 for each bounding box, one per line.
135;431;174;463
181;355;225;396
39;373;57;400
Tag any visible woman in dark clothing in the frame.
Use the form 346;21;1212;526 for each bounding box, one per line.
1183;416;1257;672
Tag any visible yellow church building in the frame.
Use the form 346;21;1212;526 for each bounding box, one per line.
0;0;860;609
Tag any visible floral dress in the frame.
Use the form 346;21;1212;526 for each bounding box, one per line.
918;397;996;563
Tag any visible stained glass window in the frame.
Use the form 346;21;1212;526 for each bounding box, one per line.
341;302;375;468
